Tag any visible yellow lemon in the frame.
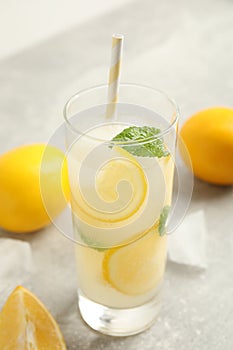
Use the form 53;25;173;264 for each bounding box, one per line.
103;226;167;295
0;286;67;349
75;146;147;224
0;144;70;233
180;107;233;185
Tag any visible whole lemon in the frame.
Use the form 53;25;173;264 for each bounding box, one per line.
0;144;70;233
180;107;233;185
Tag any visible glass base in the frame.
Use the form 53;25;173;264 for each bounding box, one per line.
78;291;162;336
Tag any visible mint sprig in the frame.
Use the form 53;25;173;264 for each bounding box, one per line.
79;230;107;252
159;206;170;236
112;126;169;158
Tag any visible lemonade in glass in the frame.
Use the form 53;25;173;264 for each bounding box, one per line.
64;84;179;336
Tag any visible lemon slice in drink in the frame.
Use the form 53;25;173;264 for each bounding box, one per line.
103;226;167;295
77;146;148;224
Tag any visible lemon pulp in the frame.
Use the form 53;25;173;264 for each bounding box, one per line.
0;286;67;349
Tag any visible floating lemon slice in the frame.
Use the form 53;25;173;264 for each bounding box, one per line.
103;226;167;295
76;146;148;224
0;286;67;349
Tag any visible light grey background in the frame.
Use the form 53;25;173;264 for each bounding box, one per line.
0;0;134;59
0;0;233;349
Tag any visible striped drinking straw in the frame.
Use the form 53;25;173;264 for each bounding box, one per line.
106;34;124;118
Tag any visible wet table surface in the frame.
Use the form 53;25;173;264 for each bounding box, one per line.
0;0;233;349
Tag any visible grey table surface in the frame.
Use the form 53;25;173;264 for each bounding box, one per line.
0;0;233;349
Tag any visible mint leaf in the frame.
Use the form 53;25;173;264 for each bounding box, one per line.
112;126;169;158
159;206;170;236
79;230;107;252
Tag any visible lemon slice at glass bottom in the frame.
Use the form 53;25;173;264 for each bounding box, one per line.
102;227;167;295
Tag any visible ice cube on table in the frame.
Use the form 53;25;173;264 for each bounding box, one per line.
168;210;207;269
0;238;33;306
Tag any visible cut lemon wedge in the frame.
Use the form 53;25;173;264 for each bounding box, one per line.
103;226;167;295
0;286;67;350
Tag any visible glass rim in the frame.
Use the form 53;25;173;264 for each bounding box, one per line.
63;83;180;145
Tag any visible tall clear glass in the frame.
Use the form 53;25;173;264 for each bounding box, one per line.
63;83;179;336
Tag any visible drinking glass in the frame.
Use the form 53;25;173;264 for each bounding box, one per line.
63;83;179;336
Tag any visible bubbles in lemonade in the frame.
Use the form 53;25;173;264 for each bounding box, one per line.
67;122;174;308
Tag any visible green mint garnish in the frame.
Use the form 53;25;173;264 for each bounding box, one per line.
159;206;170;236
112;126;169;158
79;230;107;252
